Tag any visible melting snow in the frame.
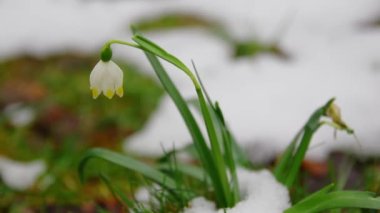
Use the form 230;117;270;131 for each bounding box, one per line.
122;0;380;162
0;157;46;190
184;169;290;213
1;0;380;163
3;103;36;127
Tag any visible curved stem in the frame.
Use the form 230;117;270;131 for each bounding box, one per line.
102;39;201;91
132;35;201;90
103;39;141;49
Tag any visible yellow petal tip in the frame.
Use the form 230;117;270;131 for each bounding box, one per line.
105;89;115;99
92;88;100;99
116;87;124;97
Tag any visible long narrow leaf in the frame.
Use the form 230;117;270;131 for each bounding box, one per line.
196;88;232;206
158;163;206;181
100;173;135;208
78;148;177;191
294;183;335;204
193;63;241;203
286;190;380;213
133;33;241;207
210;103;240;203
283;98;335;187
137;45;228;207
274;128;303;182
133;35;196;84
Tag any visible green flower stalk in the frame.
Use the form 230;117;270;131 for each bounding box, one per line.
88;34;241;208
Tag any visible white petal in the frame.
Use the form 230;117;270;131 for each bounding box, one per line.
89;60;107;89
89;60;124;99
107;60;124;88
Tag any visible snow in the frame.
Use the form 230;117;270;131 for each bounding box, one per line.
135;187;151;204
134;185;161;208
133;169;290;213
122;1;380;162
1;0;380;163
125;95;206;156
3;103;36;127
0;157;46;190
184;197;216;213
124;29;380;161
184;169;290;213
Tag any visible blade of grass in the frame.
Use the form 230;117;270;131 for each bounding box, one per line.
193;62;243;203
138;45;228;207
286;190;380;213
195;76;232;207
100;173;135;208
132;35;199;88
295;183;335;204
274;128;303;183
211;103;240;203
284;98;335;187
193;61;250;167
78;148;177;192
125;32;236;207
158;163;206;182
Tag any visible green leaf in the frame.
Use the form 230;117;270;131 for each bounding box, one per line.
158;163;206;182
193;61;242;204
133;35;192;78
295;183;335;204
100;173;135;208
286;190;380;213
274;98;335;187
274;128;302;182
284;98;334;187
78;148;177;192
195;81;232;207
132;32;238;208
135;43;228;207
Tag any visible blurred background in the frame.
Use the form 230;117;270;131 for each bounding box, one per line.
0;0;380;212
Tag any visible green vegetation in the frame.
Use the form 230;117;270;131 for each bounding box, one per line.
1;13;380;213
79;33;380;212
0;55;163;211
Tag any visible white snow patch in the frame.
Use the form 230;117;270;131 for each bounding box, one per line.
135;187;151;204
184;169;290;213
184;197;216;213
1;0;380;161
124;30;380;161
125;96;201;156
3;103;36;127
0;157;46;190
122;0;380;162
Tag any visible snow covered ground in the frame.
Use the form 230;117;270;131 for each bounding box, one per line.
184;169;290;213
0;157;45;190
1;0;380;166
134;169;290;212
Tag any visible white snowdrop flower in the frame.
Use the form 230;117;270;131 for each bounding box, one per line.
89;60;124;99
